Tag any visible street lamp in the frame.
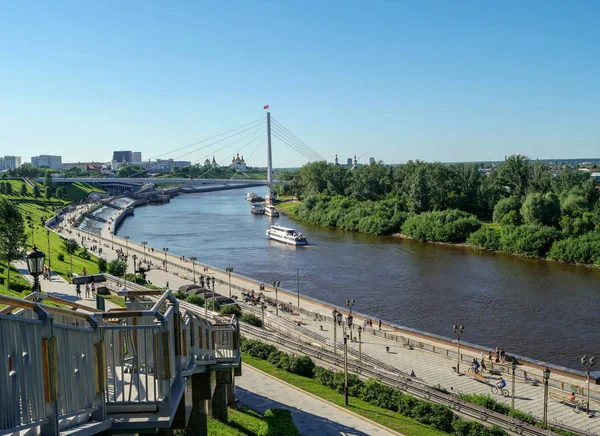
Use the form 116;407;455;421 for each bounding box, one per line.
347;312;354;341
124;235;129;256
121;254;128;290
272;281;280;316
163;247;168;272
190;257;197;283
211;277;216;311
26;246;45;292
358;326;362;363
226;267;233;298
111;231;114;249
346;299;355;340
45;230;51;269
132;254;137;280
344;332;349;406
142;241;148;262
261;303;267;327
453;324;464;374
581;355;596;415
543;367;551;429
511;361;517;409
332;309;338;355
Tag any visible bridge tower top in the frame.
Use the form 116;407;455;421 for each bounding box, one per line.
266;111;274;205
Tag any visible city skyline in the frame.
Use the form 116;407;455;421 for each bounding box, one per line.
2;1;599;167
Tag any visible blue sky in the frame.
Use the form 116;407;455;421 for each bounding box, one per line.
1;1;599;167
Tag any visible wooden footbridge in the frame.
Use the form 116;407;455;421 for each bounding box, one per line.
0;288;240;436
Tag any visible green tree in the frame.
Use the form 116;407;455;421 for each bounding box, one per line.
45;186;52;199
496;154;532;197
117;165;147;178
97;257;108;273
493;196;522;224
0;182;5;194
19;183;27;196
32;185;40;198
5;182;13;195
0;199;26;291
408;165;430;214
107;259;126;277
55;187;67;199
62;239;80;279
44;170;53;188
520;192;560;227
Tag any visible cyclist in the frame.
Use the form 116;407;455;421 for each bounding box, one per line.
471;358;480;373
496;377;506;390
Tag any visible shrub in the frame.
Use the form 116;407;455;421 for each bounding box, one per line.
467;226;501;250
493;196;522;224
360;379;400;411
107;259;126;277
458;393;511;415
187;295;205;307
240;313;263;327
219;304;242;317
97;257;107;273
289;355;315;377
547;231;600;264
241;339;277;360
500;224;561;258
57;253;65;262
258;408;299;436
173;291;188;300
402;209;481;243
79;247;91;260
508;409;535;424
267;350;284;365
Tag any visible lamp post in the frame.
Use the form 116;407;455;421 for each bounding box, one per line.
131;254;137;280
261;303;267;327
124;235;129;256
226;267;233;298
358;326;362;363
121;254;128;290
511;361;517;409
453;324;464;374
111;232;114;249
190;257;197;283
344;332;349;406
163;247;168;272
211;277;216;311
346;299;355;340
581;355;596;415
273;281;280;316
45;230;51;269
543;367;551;429
142;241;147;262
200;275;207;319
26;246;45;293
347;312;353;341
332;309;338;355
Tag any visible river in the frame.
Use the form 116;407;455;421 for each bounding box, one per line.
116;187;600;370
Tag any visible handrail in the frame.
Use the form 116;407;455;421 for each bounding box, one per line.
0;294;96;325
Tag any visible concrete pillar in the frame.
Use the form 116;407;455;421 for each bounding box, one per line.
186;372;211;436
211;371;231;422
226;371;236;408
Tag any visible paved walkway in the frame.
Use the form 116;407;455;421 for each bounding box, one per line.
237;365;398;436
51;202;600;435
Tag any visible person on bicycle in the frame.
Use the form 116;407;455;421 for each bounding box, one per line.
497;377;506;389
472;358;480;373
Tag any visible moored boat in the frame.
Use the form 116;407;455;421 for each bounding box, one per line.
251;204;265;214
245;192;264;202
264;205;280;217
266;225;307;245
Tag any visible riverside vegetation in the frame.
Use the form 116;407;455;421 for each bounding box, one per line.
275;156;600;265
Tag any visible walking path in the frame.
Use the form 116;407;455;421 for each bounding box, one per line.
236;365;398;436
49;201;600;435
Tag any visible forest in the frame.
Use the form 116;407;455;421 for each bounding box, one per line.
275;156;600;265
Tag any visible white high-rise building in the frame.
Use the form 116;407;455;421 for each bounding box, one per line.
132;152;142;163
0;156;22;171
31;155;62;170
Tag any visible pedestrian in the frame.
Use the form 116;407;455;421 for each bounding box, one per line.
500;348;505;362
410;369;416;377
166;281;169;289
378;319;382;330
480;357;486;372
488;350;493;361
91;282;96;297
85;282;90;298
76;284;81;299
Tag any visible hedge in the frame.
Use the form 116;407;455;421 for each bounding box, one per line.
258;408;299;436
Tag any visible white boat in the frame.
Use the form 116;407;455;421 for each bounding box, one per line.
266;225;307;245
264;205;280;217
251;204;265;214
245;192;264;202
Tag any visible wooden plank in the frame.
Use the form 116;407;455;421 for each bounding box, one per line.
42;338;51;403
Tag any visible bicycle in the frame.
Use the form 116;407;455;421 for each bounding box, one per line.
467;365;481;376
491;385;509;397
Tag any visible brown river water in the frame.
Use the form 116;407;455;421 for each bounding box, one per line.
116;187;600;370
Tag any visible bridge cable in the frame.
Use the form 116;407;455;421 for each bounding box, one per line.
271;118;326;161
271;122;321;161
271;128;320;162
189;126;265;167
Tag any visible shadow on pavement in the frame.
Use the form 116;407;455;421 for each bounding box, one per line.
236;386;373;436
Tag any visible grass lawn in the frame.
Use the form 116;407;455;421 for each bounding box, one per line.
205;407;265;435
102;294;126;308
276;201;300;216
241;353;449;436
61;182;105;200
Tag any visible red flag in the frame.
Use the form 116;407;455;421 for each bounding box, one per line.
263;105;269;109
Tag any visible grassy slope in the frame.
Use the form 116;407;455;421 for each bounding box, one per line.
205;407;265;435
61;182;106;199
242;353;448;436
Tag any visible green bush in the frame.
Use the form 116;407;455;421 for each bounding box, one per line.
493;196;522;224
257;408;299;436
57;253;65;262
173;291;188;300
289;355;316;377
547;231;600;264
500;224;561;257
507;409;535;424
402;209;481;243
79;247;91;260
97;257;107;273
241;339;277;360
240;313;263;327
219;304;242;317
467;226;501;250
186;295;205;307
458;393;511;415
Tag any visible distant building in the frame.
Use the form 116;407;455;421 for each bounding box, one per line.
31;155;62;170
62;161;108;171
591;172;600;182
230;153;247;171
335;154;339;165
132;152;142;163
369;157;375;165
139;159;191;173
112;151;133;170
346;158;352;167
0;155;22;171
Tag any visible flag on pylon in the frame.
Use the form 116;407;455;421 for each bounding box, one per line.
263;105;269;109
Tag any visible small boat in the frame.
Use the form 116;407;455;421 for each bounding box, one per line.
245;192;264;202
264;205;280;217
266;225;307;245
251;204;265;214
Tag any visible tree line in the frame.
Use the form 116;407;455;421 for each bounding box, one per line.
276;156;600;265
